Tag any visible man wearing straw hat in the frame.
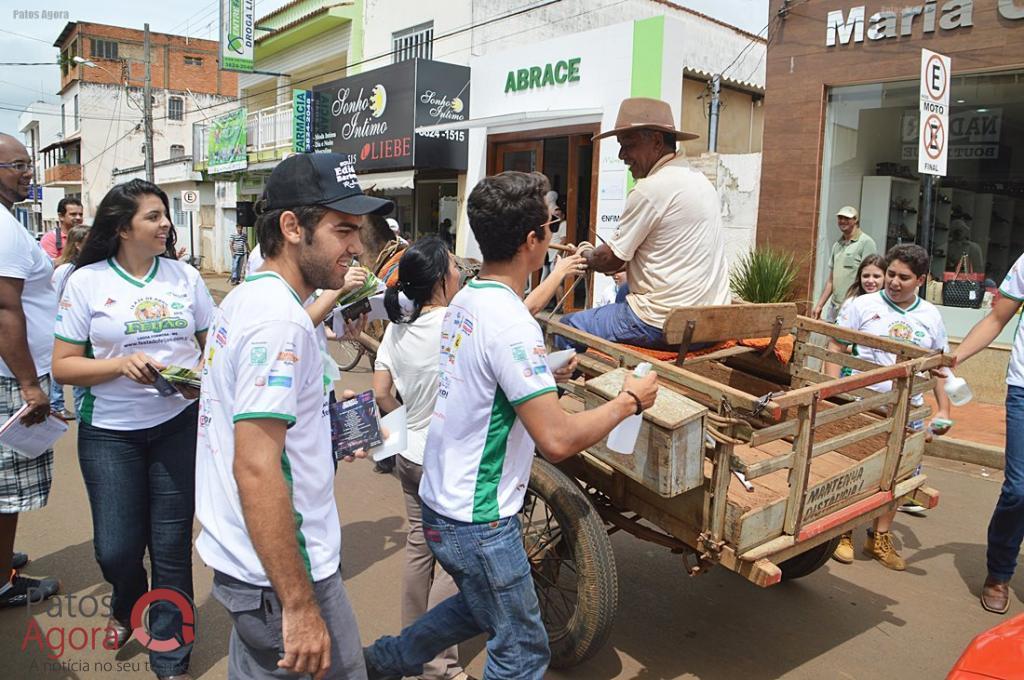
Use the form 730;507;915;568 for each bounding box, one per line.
559;97;730;350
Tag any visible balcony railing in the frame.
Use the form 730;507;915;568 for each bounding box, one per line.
44;163;82;184
193;102;294;166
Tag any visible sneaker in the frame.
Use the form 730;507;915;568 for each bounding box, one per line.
11;552;28;570
832;534;854;564
897;500;927;516
0;574;60;608
59;409;76;421
864;531;906;571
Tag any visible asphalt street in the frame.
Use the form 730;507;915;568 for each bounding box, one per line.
0;278;1017;678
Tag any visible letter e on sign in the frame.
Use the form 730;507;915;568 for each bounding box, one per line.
181;190;200;212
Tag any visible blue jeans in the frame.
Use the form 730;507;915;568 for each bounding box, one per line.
48;375;65;413
556;300;670;351
365;505;549;680
988;385;1024;581
77;403;198;676
231;253;245;282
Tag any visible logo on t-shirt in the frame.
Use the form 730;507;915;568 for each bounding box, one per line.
887;321;914;343
250;345;268;365
124;298;188;335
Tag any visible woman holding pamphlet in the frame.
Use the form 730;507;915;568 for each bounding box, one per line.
51;179;214;680
374;236;471;680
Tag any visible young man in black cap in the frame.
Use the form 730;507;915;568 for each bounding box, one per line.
194;153;392;680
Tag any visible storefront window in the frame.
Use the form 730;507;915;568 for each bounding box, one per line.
818;71;1024;314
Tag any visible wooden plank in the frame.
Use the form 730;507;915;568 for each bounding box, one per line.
684;358;786;397
709;441;734;543
775;362;913;408
790;366;879;400
799;343;885;373
880;374;912;492
749;391;895;446
679;345;757;365
810;418;894;459
796;316;934;358
664;303;798;345
739;451;794;479
783;402;816;535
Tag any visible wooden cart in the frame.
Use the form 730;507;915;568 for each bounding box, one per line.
521;303;951;668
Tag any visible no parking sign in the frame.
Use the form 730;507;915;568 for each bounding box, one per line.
918;49;951;177
181;189;200;212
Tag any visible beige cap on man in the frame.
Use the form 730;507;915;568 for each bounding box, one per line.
836;206;859;219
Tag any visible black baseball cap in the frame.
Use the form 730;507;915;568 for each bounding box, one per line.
262;153;393;216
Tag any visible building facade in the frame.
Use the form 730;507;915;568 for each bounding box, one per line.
757;0;1024;402
15;102;65;238
44;21;236;262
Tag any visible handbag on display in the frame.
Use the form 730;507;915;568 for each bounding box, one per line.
942;255;985;309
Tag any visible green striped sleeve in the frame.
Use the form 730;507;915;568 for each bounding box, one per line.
510;386;558;406
233;412;297;426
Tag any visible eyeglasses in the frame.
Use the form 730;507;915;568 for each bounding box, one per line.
0;161;34;172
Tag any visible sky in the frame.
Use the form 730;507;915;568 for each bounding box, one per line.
0;0;769;136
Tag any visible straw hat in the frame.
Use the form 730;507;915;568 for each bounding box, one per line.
593;97;699;141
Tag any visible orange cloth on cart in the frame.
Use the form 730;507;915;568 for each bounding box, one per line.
586;335;794;365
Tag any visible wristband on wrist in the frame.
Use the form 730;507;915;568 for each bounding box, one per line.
621;389;643;416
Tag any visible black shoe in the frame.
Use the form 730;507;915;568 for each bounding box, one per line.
105;616;131;649
0;574;60;608
11;552;28;570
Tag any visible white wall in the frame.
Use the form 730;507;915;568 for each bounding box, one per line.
362;0;473;68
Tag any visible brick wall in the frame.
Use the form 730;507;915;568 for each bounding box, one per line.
59;22;237;98
757;1;1024;300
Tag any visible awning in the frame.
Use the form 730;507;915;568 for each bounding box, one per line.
358;169;415;193
415;108;603;135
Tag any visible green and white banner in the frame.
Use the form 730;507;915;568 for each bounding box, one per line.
220;0;255;73
207;108;248;174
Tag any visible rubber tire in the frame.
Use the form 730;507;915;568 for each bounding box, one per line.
778;536;842;581
525;457;618;669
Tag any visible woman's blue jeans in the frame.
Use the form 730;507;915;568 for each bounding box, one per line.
988;385;1024;582
77;403;198;676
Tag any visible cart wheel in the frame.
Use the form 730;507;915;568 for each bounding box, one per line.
523;457;618;669
778;536;842;581
334;340;364;372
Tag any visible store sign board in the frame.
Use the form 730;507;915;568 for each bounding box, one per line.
918;49;951;176
311;60;469;172
207;108;248;174
504;58;581;93
293;90;313;153
219;0;255;72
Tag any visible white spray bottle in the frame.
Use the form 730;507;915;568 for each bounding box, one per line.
606;362;653;455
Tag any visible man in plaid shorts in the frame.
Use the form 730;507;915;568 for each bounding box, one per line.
0;133;60;607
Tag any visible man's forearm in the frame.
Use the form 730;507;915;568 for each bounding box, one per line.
237;468;316;608
535;393;636;463
0;308;40;386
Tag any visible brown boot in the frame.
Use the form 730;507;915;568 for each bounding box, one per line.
981;577;1010;614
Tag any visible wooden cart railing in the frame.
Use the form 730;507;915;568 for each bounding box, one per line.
541;308;951;584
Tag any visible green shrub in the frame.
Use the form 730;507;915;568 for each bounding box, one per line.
729;248;799;303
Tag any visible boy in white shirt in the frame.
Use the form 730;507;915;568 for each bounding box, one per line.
835;244;950;571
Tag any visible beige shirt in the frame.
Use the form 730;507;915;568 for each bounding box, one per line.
607;152;731;328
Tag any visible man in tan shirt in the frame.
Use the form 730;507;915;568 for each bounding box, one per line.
559;97;730;350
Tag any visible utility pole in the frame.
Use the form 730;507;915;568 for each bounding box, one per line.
143;23;154;183
708;74;722;153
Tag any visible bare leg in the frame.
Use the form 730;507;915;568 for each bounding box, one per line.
874;511;895;534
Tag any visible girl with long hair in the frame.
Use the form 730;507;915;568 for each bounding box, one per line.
51;179;213;680
48;225;89;418
373;236;469;680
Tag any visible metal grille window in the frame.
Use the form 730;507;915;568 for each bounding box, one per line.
184;55;203;66
170;144;186;157
73;94;79;130
392;22;433;63
168;96;184;121
90;38;118;60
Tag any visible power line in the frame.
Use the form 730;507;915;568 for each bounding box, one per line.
0;62;59;66
0;27;54;45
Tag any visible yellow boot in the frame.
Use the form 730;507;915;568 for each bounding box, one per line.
832;532;854;564
864;531;906;571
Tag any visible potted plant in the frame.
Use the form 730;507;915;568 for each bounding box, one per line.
729;247;799;304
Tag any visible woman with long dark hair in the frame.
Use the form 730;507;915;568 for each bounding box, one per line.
373;236;468;680
51;179;213;680
48;225;89;418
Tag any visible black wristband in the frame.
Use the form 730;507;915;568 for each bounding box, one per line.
622;389;643;416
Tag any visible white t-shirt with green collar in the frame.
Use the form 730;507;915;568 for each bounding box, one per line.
54;256;214;429
419;278;558;524
195;271;339;586
998;253;1024;389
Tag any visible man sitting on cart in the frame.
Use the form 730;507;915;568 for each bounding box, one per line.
557;97;731;351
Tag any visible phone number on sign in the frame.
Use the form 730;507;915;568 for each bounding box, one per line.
417;130;466;142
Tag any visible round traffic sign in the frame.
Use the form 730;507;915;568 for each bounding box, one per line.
924;54;948;101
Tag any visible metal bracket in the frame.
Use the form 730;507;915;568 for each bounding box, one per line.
751;392;776;417
675;319;696;367
759;315;785;358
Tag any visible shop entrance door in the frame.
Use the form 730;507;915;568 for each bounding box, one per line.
489;130;597;311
